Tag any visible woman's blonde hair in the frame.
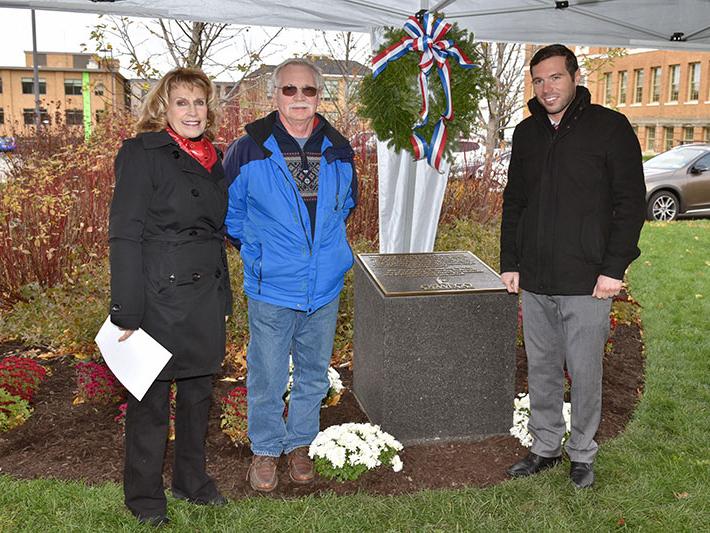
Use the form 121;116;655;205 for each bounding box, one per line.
136;67;221;139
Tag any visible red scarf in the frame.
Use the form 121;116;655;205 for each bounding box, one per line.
166;126;218;172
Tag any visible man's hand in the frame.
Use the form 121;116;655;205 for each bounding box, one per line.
501;271;520;294
118;329;135;342
592;275;622;299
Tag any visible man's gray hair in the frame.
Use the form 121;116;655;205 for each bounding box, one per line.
271;57;324;91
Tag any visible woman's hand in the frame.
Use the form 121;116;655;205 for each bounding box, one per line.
118;329;135;342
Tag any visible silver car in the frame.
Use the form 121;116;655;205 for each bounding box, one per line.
644;144;710;221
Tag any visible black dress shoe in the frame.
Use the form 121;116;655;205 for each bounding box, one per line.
136;514;170;527
172;487;228;506
570;461;595;489
506;452;562;477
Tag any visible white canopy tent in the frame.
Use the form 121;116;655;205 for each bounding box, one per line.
2;1;709;49
2;0;709;252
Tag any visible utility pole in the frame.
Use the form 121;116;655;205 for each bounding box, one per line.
31;9;41;128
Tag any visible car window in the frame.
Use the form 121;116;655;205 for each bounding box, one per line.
693;153;710;171
644;147;708;170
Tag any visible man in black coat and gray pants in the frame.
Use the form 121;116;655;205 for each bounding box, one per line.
500;44;646;489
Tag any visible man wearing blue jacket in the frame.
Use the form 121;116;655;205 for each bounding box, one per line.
223;58;357;492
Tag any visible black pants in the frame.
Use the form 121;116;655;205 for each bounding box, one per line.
123;374;218;518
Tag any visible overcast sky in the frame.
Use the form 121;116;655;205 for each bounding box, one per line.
0;7;370;81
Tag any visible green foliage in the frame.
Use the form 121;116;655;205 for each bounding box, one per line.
434;218;501;268
612;298;640;326
359;18;488;160
0;388;33;433
0;260;108;358
313;456;367;482
226;246;249;346
314;445;400;483
220;386;249;445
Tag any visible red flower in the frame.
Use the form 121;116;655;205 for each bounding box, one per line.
0;356;48;402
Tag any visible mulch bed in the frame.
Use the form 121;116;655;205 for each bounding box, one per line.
0;317;644;498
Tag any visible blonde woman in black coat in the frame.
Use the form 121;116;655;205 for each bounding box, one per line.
109;67;231;526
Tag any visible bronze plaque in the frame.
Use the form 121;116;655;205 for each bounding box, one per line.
357;251;506;296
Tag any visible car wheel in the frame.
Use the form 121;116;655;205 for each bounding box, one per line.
647;191;679;221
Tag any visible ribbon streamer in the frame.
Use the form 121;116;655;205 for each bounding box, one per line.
372;12;478;172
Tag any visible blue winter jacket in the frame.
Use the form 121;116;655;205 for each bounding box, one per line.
223;112;357;314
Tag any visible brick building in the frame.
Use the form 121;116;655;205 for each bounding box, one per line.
523;47;710;154
0;51;128;135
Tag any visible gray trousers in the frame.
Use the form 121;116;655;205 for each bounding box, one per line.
522;290;612;463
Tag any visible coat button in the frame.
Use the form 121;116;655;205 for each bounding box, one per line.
189;230;198;236
215;269;221;278
111;303;121;312
192;272;201;282
172;150;180;158
191;188;200;197
169;274;176;283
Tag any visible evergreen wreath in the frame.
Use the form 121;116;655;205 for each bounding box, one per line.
358;16;487;163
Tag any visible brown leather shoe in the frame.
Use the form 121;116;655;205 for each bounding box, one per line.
247;455;279;492
287;447;315;484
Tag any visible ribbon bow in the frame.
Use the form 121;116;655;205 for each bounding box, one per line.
372;12;478;172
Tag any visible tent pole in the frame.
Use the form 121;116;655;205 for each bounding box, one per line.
432;0;457;12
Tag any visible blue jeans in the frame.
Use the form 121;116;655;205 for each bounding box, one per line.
246;296;340;457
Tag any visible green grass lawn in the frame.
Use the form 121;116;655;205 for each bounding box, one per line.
1;220;709;532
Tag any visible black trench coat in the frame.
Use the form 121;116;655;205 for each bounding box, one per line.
109;130;232;380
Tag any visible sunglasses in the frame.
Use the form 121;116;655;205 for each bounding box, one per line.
277;85;319;97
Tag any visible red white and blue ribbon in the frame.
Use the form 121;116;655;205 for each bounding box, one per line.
372;12;478;172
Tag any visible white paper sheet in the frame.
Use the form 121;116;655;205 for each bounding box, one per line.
94;316;173;401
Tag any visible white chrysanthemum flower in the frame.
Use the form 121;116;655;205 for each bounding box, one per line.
391;455;403;472
327;367;344;392
309;423;404;480
510;393;571;448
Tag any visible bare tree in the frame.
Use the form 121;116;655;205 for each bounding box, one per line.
86;16;283;89
578;47;627;79
318;31;371;137
475;42;526;176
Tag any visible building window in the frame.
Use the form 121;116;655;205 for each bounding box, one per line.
65;109;83;126
704;127;710;143
664;126;674;151
646;126;656;151
682;127;694;144
650;67;661;102
21;77;46;94
22;107;50;125
0;108;4;125
687;62;700;101
0;77;3;93
617;71;627;104
668;65;680;101
94;83;105;96
603;72;613;105
345;80;359;101
322;79;340;101
73;54;90;69
633;69;644;104
64;79;83;96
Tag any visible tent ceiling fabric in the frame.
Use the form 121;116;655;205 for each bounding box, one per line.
1;0;709;50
